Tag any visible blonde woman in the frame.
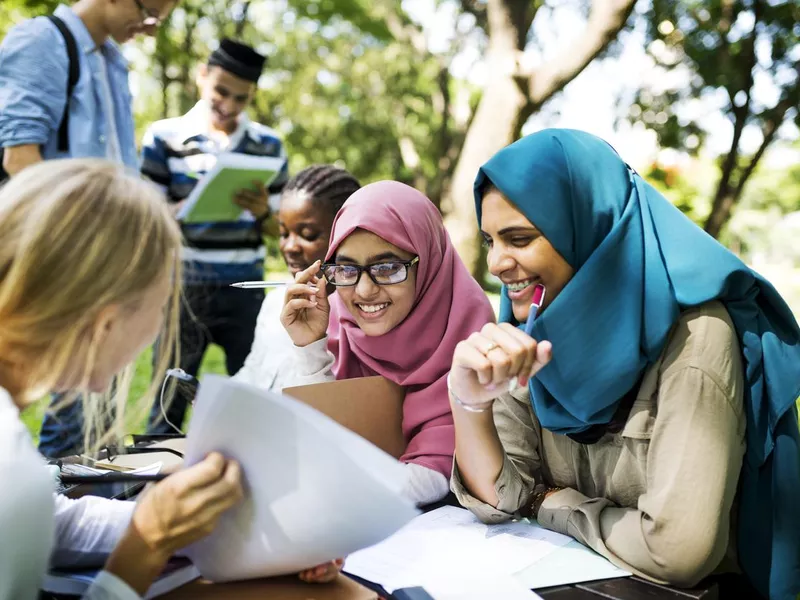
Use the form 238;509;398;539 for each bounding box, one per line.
0;159;336;600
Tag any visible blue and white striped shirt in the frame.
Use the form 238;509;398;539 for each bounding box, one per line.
141;101;289;285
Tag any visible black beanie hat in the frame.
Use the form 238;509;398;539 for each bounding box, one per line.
207;39;266;83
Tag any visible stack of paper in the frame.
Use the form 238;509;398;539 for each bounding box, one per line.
56;461;163;496
344;506;571;593
345;506;631;594
93;439;186;471
183;375;419;582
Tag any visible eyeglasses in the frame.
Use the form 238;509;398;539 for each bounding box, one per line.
132;0;162;26
321;256;420;287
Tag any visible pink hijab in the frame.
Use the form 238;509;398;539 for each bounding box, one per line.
325;181;495;477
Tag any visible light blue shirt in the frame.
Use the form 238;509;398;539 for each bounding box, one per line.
0;4;137;168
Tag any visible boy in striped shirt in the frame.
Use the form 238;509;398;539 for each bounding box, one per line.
141;39;288;432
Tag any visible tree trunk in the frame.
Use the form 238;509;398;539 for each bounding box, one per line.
703;69;797;239
703;113;786;240
703;0;760;239
178;18;198;115
158;54;171;119
442;0;531;274
442;0;636;275
704;187;738;240
235;1;251;37
704;115;744;240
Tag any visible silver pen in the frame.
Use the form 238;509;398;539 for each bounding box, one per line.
229;281;289;289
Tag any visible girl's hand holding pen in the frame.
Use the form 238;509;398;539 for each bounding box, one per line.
280;260;330;347
449;323;552;410
449;284;550;409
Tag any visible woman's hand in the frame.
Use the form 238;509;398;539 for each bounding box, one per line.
281;260;331;347
449;323;552;409
131;452;244;559
104;453;243;595
298;559;345;583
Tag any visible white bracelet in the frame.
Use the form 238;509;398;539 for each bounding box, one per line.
447;371;494;413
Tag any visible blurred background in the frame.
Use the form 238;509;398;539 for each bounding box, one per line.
3;0;798;433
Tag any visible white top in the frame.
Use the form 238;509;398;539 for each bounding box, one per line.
282;337;450;507
0;386;139;600
233;290;297;392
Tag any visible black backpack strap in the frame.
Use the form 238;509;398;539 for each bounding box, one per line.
45;15;80;153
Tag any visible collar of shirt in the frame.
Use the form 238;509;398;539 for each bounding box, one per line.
180;100;251;151
54;4;129;70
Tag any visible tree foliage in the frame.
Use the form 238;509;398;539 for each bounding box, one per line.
3;0;797;273
631;0;800;238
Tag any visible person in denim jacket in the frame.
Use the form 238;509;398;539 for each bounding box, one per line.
0;0;178;457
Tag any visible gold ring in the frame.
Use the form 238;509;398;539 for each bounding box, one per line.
483;343;499;355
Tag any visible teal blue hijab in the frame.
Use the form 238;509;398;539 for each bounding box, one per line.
474;129;800;599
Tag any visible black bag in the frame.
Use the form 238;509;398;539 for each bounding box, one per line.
0;15;81;183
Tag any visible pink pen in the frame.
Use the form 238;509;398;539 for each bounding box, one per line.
509;283;546;392
523;283;547;337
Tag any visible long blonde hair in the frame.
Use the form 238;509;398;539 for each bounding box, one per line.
0;159;182;451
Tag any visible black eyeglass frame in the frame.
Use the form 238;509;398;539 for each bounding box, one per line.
132;0;162;26
321;256;420;287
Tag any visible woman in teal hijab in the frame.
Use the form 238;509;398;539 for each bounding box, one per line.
448;129;800;599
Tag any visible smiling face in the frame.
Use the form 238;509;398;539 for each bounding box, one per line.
481;188;575;322
105;0;176;44
332;230;418;337
279;192;333;276
197;65;255;133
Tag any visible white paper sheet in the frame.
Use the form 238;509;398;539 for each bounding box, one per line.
344;506;572;593
425;575;543;600
129;462;163;476
514;540;631;589
60;461;162;475
183;375;419;582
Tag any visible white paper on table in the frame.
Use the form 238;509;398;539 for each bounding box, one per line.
514;540;631;589
129;462;162;476
344;506;572;593
63;461;162;475
425;574;543;600
183;375;419;582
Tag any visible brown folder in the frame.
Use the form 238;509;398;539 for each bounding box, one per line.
283;376;406;459
164;575;378;599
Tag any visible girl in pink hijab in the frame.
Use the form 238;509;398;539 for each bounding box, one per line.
281;181;495;505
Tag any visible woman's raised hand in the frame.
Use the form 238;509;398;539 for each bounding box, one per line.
449;323;552;409
280;260;331;347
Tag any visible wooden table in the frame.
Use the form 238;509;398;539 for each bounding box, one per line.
352;574;718;600
537;576;718;599
411;497;720;600
55;454;720;600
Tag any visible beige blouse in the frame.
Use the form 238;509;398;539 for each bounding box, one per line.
451;301;746;588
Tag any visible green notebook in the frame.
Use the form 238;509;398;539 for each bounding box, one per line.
177;153;285;223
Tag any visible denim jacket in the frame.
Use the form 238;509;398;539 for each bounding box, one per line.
0;4;137;168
